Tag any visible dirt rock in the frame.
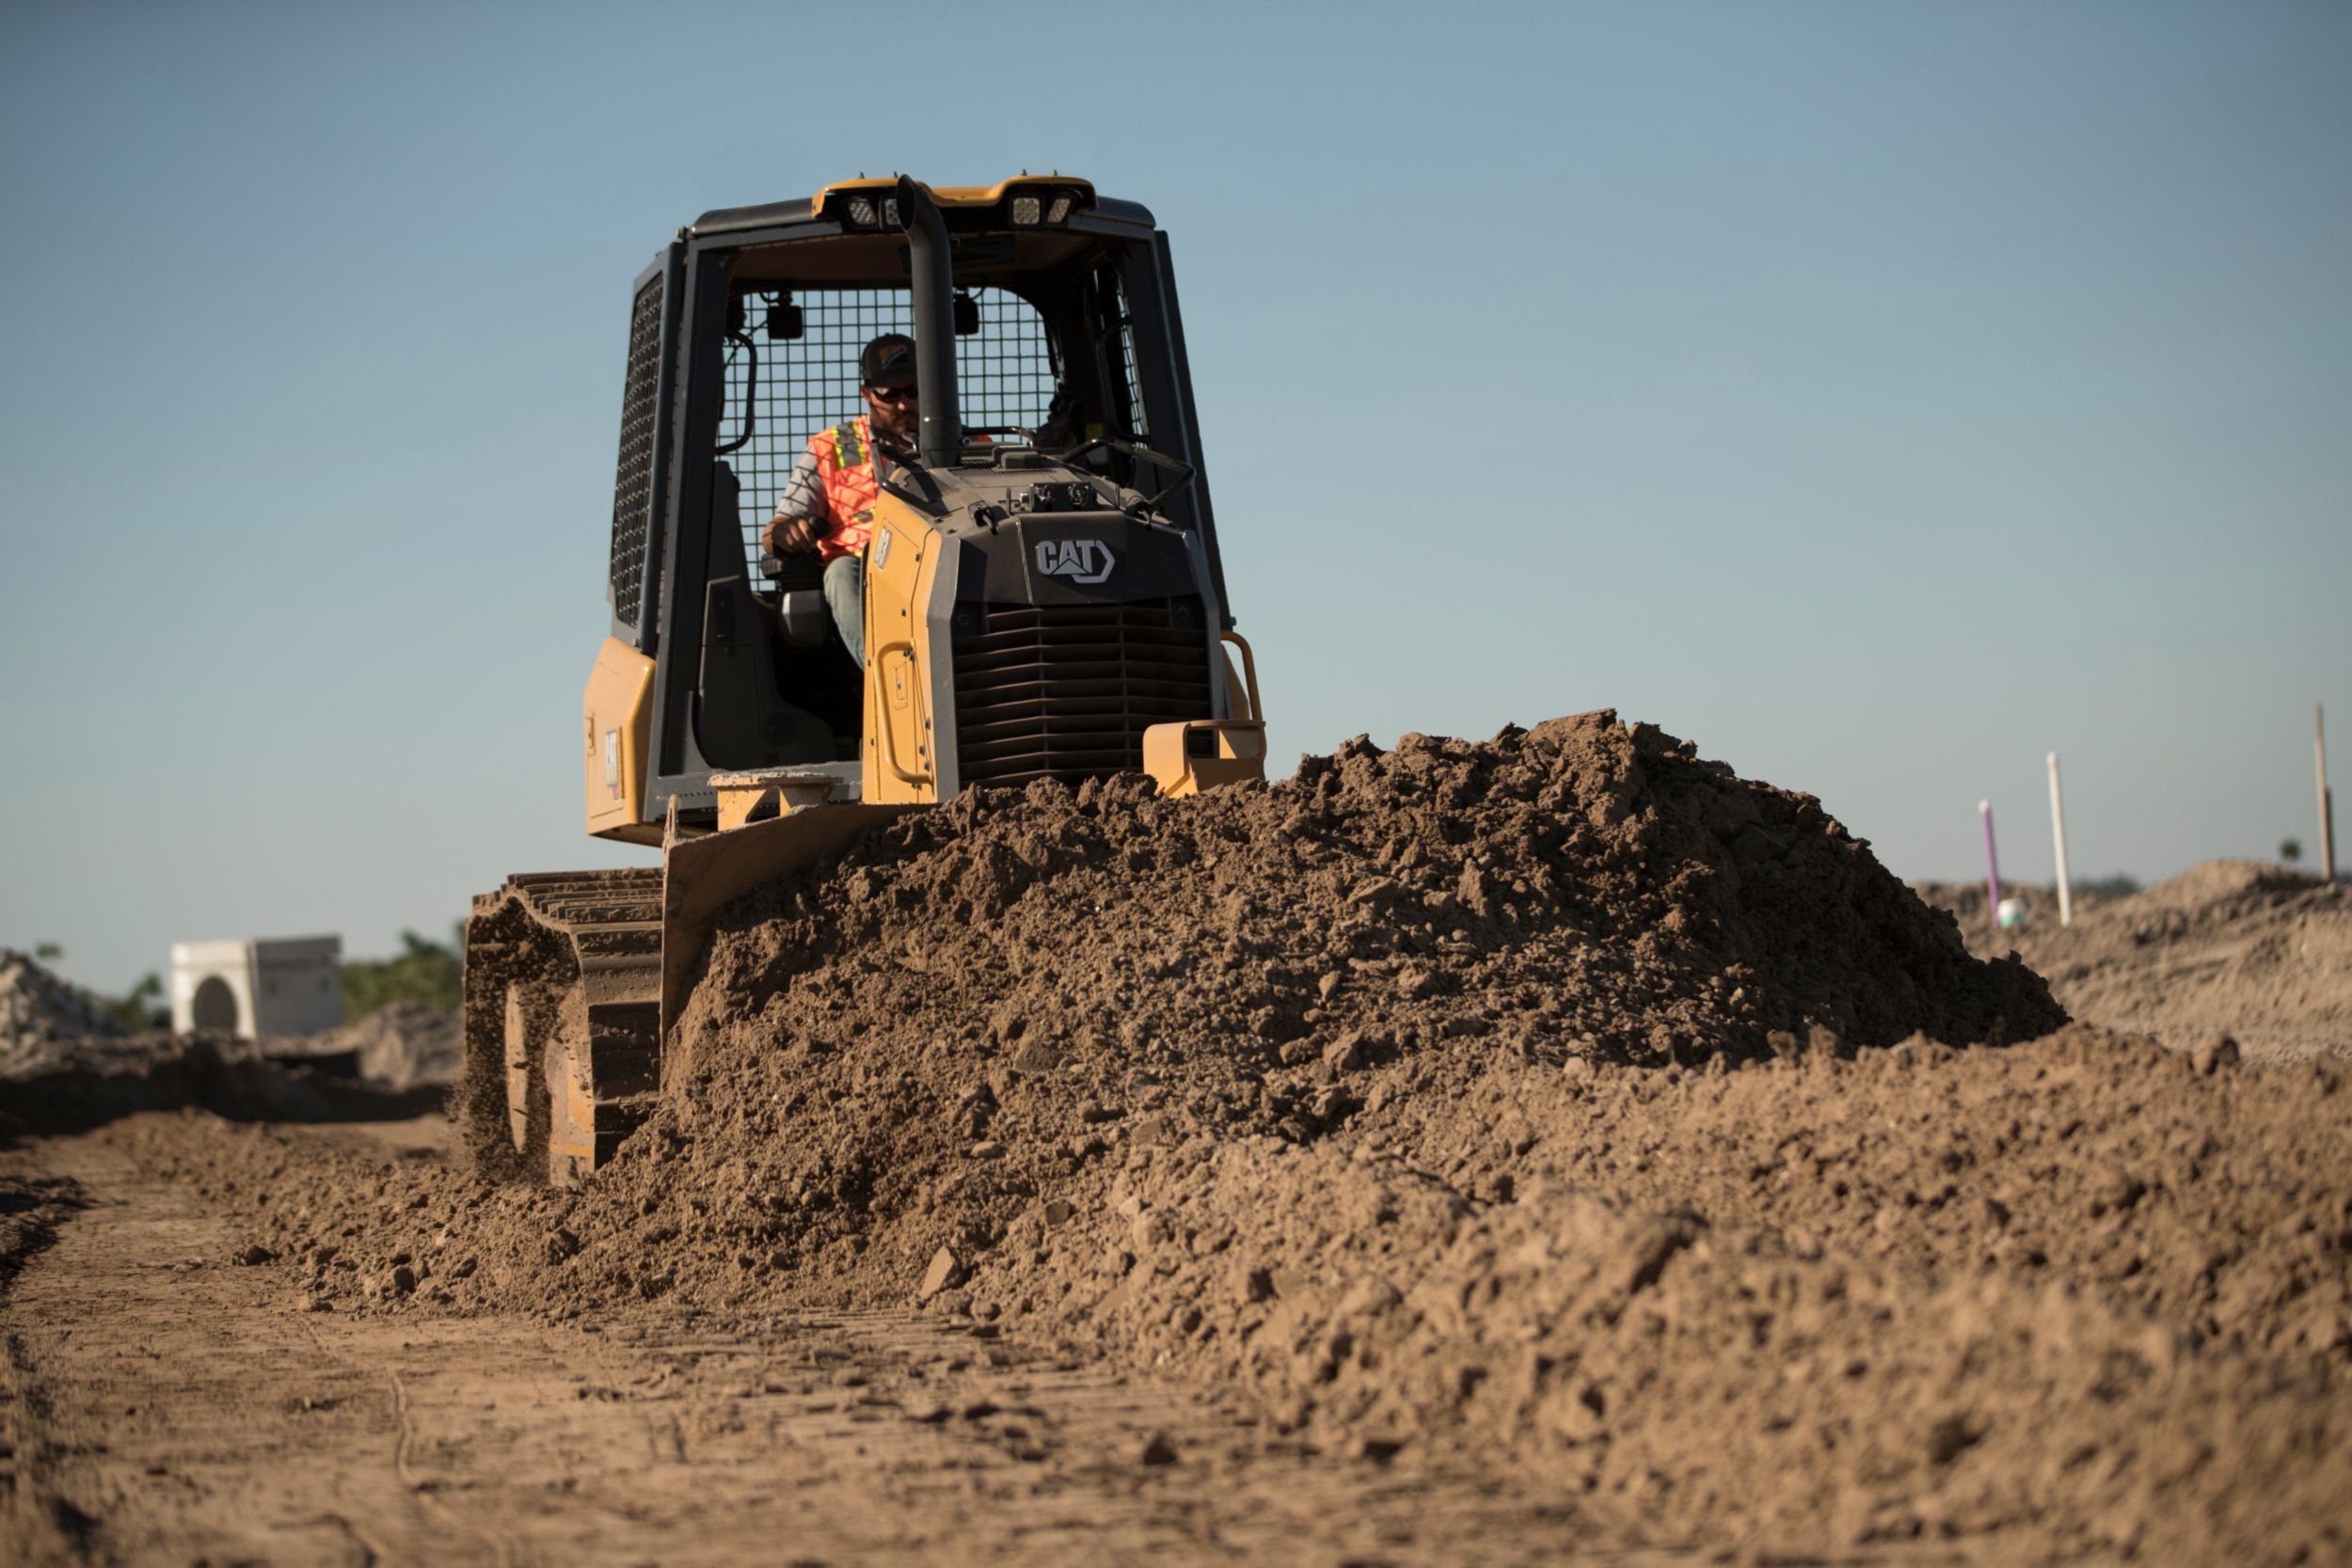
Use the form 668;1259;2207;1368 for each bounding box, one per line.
2192;1033;2243;1074
919;1246;965;1299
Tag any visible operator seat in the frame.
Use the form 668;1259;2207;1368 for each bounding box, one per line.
760;547;835;649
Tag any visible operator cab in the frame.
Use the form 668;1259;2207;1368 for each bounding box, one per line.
596;176;1237;840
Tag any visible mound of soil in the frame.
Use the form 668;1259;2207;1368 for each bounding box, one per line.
1;1031;437;1137
1015;1026;2350;1559
0;948;453;1132
298;1001;461;1089
617;711;2056;1298
145;714;2350;1562
1921;861;2352;1060
0;949;125;1060
183;1031;2352;1564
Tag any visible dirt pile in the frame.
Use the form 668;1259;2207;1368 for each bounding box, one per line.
610;710;2058;1295
129;713;2352;1561
0;949;125;1061
1920;861;2352;1060
1053;1115;2344;1560
999;1027;2350;1557
172;1026;2352;1564
297;1001;460;1089
0;949;452;1132
1;1033;435;1137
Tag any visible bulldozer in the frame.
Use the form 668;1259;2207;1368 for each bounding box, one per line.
463;175;1267;1184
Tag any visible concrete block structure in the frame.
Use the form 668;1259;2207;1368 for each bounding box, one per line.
169;936;342;1039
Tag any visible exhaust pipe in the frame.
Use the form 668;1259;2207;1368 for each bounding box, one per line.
895;176;961;467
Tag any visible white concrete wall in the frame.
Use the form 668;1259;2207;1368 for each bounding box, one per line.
252;936;342;1036
170;935;342;1038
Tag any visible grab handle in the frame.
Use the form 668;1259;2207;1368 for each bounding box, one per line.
1219;629;1264;724
870;641;931;785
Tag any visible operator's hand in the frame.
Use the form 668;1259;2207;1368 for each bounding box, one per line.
764;513;821;554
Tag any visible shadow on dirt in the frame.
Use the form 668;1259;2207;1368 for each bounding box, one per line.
1;1035;447;1148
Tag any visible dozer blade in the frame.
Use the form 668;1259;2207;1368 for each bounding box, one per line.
659;802;918;1047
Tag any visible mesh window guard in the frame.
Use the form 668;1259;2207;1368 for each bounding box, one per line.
720;286;1058;589
608;277;664;626
1110;277;1150;443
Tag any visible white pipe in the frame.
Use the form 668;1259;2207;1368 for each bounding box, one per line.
1979;800;2000;936
2047;752;2073;927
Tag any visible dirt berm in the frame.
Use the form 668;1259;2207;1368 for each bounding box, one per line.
193;712;2346;1562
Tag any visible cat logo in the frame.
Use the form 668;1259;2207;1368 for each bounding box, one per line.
1034;538;1116;585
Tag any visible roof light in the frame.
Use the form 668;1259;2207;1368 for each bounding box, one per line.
1010;195;1041;226
1045;195;1073;224
846;196;876;227
882;197;899;226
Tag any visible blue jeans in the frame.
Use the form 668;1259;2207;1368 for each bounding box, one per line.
822;555;866;669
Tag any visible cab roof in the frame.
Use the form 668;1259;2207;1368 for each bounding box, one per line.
691;173;1155;238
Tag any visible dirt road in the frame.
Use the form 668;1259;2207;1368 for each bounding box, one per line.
3;1117;1741;1568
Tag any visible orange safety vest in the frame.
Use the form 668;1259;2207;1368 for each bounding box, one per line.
813;416;881;563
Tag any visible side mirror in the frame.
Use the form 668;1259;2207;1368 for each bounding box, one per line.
765;296;804;341
952;292;980;337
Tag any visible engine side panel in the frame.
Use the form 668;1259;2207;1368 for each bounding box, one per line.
860;492;949;804
583;638;659;843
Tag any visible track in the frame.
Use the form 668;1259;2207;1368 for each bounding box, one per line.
464;869;664;1184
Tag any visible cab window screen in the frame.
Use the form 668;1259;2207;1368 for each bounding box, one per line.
720;286;1056;589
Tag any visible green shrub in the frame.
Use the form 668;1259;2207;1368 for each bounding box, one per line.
342;925;464;1017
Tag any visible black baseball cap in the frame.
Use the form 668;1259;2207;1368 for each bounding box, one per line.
860;333;917;389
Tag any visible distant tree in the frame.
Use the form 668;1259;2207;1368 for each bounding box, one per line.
2281;838;2304;864
17;946;168;1031
96;972;170;1031
342;925;464;1017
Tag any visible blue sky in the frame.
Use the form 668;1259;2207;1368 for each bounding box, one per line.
3;0;2346;992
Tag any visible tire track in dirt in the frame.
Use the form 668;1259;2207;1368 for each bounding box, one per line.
2;1118;1821;1567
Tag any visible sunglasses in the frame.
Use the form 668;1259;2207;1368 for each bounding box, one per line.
865;383;919;403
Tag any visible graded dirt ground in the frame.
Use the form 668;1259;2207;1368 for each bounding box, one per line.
1919;863;2352;1063
6;716;2349;1565
6;1122;1661;1568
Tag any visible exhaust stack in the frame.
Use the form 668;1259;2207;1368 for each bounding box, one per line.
895;176;961;467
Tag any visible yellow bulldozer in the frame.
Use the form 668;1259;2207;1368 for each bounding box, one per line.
464;175;1267;1184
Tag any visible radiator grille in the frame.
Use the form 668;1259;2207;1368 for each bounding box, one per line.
609;277;664;627
951;599;1213;786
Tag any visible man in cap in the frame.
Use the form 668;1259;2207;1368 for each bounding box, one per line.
762;332;922;669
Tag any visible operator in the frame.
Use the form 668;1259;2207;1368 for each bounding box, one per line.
761;333;921;670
